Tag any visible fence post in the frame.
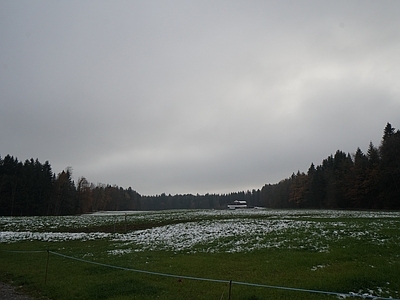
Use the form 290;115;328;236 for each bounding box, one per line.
228;280;232;300
125;213;127;233
44;250;50;284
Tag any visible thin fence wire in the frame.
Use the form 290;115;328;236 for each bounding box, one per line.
2;249;399;300
49;251;229;284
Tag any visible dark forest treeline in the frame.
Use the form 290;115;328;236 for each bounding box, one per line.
1;122;399;215
0;158;261;215
140;190;262;211
261;122;400;210
0;160;141;216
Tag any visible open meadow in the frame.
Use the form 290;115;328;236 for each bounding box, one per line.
1;209;399;300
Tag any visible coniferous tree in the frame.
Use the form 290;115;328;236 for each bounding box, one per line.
347;148;368;208
304;163;325;208
378;123;400;208
0;155;22;215
52;168;76;215
364;142;381;208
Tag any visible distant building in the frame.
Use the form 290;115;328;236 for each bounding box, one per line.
227;200;247;209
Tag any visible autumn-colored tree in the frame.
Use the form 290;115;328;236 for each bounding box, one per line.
289;171;309;207
76;177;92;214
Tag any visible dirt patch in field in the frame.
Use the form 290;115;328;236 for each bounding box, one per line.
0;282;35;300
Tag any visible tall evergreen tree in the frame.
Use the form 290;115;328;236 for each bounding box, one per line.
379;123;400;208
0;155;22;215
347;148;368;208
305;163;325;208
52;168;76;215
364;142;381;208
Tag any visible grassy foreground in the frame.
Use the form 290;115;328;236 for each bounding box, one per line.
0;209;399;300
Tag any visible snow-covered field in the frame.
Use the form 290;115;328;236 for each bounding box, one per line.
1;209;399;254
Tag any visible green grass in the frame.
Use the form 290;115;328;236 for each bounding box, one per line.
1;242;399;299
1;210;399;299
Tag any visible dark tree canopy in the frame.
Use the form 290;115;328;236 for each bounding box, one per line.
261;123;400;210
0;157;141;216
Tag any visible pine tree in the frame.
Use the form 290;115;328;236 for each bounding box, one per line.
347;148;368;208
52;168;76;215
364;142;380;208
379;123;400;208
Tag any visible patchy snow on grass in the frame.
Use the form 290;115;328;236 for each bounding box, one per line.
1;209;399;300
311;264;327;271
1;210;399;254
110;218;325;253
0;231;111;243
107;248;133;256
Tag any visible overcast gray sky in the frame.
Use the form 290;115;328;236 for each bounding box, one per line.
1;1;399;195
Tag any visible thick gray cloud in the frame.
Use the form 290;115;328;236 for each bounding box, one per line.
1;0;400;195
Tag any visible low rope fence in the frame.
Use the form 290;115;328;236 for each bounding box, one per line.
2;249;399;300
